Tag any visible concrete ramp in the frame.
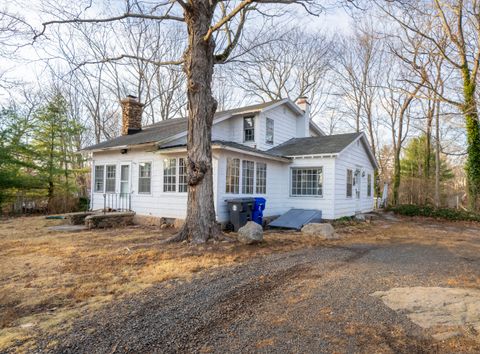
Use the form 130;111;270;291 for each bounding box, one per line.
268;209;322;230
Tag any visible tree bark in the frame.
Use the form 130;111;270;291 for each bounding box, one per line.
170;1;221;243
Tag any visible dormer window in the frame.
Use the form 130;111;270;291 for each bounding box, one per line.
266;118;274;144
243;116;255;142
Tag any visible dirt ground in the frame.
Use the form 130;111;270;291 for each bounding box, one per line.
0;216;333;353
2;214;480;353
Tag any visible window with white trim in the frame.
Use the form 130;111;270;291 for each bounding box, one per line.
94;165;104;193
163;158;177;192
226;158;240;193
120;165;130;194
243;116;255;142
291;167;323;196
346;169;353;197
266;118;274;145
178;158;188;193
242;160;255;194
105;165;116;193
367;173;372;197
139;162;152;194
256;162;267;194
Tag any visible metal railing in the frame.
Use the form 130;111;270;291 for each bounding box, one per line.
103;193;132;213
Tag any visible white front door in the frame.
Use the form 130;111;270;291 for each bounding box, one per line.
120;164;130;195
354;168;361;213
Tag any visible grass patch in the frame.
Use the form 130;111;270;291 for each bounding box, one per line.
0;216;327;352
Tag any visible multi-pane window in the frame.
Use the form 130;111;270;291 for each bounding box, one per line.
105;165;116;193
243;116;255;142
266;118;274;145
120;165;130;195
367;174;372;197
139;162;152;194
178;158;188;193
163;158;177;192
242;160;255;194
291;168;323;196
94;165;104;192
226;158;240;193
346;169;353;197
256;163;267;194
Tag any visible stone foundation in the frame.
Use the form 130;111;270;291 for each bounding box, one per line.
85;212;135;229
65;211;95;225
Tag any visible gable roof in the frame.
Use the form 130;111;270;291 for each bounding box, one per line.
267;132;378;169
267;133;363;156
82;100;286;151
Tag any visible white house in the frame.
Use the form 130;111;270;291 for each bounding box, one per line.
82;96;378;222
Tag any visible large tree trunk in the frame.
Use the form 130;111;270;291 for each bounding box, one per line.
461;67;480;210
171;1;220;243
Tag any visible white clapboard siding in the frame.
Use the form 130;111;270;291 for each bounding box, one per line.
333;138;375;218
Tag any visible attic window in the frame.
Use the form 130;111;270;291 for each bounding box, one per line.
243;116;255;142
266;118;274;145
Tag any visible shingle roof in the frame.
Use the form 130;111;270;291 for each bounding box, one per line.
82;100;281;151
267;133;363;156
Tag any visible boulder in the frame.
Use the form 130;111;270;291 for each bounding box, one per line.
301;223;337;239
238;221;263;244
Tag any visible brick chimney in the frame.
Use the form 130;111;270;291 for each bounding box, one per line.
121;95;144;135
295;96;311;138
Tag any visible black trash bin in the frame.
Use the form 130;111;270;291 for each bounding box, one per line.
225;198;255;231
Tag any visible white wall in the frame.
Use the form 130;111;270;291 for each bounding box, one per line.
215;152;337;221
91;147;217;219
333;138;375;218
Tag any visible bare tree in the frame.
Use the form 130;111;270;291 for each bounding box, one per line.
26;0;321;243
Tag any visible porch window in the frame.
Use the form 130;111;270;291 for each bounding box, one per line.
242;160;255;194
105;165;116;193
266;118;274;145
367;174;372;197
256;162;267;194
163;158;177;192
139;162;152;194
346;169;353;197
291;167;323;196
243;116;255;142
179;158;188;193
226;158;240;194
94;165;104;193
120;165;130;194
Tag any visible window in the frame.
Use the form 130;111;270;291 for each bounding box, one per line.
266;118;274;145
243;116;255;142
163;158;177;192
346;169;353;197
105;165;116;193
226;158;240;193
367;174;372;197
94;165;104;193
242;160;255;194
256;163;267;194
139;162;152;194
291;168;323;196
179;158;188;193
120;165;130;195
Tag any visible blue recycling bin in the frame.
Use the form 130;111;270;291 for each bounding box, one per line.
253;197;266;225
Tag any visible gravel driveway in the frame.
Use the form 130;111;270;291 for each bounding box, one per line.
34;219;480;353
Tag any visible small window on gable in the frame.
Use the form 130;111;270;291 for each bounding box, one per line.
243;116;255;142
346;169;353;197
266;118;274;145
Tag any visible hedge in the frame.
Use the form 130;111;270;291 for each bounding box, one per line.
388;204;480;222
